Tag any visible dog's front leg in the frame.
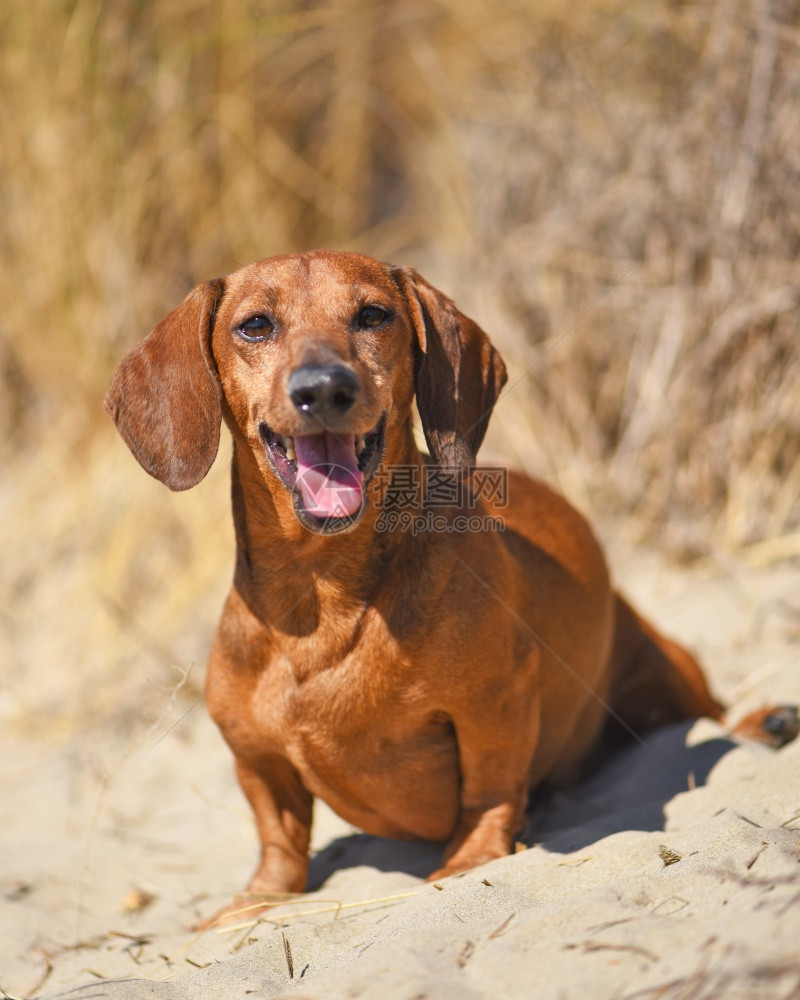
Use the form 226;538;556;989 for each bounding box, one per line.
428;693;540;882
197;754;312;928
237;754;313;894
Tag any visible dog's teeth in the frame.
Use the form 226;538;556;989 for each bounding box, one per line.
282;436;296;462
356;435;366;455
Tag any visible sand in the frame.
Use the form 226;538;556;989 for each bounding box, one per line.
2;552;799;1000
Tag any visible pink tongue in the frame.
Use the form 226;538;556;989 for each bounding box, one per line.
294;432;364;518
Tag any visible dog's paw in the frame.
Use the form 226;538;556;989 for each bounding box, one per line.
427;864;465;883
427;849;507;884
732;705;799;749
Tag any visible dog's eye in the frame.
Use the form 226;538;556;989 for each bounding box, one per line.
356;305;391;329
236;315;274;342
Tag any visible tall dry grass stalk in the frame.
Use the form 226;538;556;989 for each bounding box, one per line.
1;0;798;730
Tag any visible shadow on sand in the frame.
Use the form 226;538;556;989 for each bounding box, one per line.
307;722;736;890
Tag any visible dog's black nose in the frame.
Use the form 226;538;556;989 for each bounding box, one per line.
288;365;360;417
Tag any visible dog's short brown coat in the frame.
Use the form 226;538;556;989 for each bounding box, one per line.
105;251;796;923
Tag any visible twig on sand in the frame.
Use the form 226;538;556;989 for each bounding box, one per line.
216;891;420;935
281;932;294;979
488;913;516;940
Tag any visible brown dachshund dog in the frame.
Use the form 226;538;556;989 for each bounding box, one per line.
105;251;798;924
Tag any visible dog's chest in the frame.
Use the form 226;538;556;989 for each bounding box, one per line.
208;593;462;838
251;638;459;838
255;634;430;749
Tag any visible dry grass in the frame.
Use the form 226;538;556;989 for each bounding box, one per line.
1;0;798;732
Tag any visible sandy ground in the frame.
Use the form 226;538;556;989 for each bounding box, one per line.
2;551;799;1000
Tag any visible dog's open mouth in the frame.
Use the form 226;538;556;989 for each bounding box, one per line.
260;414;386;533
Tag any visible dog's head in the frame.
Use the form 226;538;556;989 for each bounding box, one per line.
104;251;507;535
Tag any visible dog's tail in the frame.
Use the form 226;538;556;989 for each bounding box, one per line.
605;594;798;749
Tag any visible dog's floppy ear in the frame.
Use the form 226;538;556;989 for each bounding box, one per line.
396;267;507;469
104;278;225;491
